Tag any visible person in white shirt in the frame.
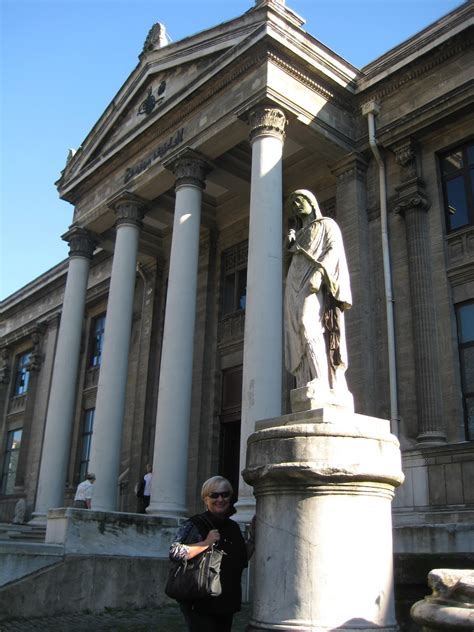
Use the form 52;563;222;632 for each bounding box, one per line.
143;464;152;510
73;473;96;509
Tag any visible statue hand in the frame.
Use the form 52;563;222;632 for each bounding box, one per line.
310;270;322;292
288;228;296;243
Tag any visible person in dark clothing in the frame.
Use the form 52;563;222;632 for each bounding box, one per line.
169;476;255;632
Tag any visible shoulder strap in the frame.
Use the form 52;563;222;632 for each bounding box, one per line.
189;513;214;539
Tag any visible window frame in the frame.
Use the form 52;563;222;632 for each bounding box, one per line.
78;408;95;482
440;139;474;233
455;300;474;441
88;313;106;369
0;427;23;494
12;351;32;397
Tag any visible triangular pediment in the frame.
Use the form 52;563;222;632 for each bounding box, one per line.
58;9;269;191
58;1;360;199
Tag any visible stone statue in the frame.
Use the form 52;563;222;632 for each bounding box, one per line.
12;498;26;524
284;189;353;410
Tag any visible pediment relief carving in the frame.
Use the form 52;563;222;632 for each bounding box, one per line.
60;49;228;186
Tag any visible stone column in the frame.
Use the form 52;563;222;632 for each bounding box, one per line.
88;193;146;511
33;227;96;519
148;149;210;518
332;154;375;415
237;106;287;520
243;407;404;631
393;139;446;446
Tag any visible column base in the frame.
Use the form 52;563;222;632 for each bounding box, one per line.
416;430;447;448
29;512;47;526
246;622;399;632
146;500;188;519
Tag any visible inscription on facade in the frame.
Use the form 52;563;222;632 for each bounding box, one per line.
124;127;184;184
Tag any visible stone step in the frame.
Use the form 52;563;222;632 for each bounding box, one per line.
0;523;46;543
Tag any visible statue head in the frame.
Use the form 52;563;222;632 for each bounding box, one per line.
289;189;323;222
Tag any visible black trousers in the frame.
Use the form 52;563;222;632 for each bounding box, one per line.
179;603;233;632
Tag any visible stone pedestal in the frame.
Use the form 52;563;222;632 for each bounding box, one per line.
242;406;404;632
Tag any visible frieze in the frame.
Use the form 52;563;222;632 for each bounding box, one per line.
124;127;184;184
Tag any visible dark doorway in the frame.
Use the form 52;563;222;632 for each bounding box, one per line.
219;366;242;497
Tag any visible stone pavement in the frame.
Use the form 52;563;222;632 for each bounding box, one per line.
0;604;251;631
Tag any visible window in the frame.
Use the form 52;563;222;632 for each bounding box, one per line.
1;428;22;494
89;314;106;368
78;408;95;481
441;140;474;232
456;302;474;440
13;351;31;396
221;242;248;317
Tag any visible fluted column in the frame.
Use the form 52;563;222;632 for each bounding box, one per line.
237;106;287;520
148;149;210;518
332;154;375;415
393;139;446;446
33;227;96;520
88;193;146;511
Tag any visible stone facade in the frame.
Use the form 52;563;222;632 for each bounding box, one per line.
1;0;473;623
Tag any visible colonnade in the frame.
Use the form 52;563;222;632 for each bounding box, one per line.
33;111;447;520
33;106;288;518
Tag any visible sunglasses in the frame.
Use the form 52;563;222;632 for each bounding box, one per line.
208;491;231;499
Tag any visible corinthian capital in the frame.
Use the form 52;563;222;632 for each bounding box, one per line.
109;191;147;228
394;192;430;216
62;226;97;259
164;148;211;189
248;107;287;143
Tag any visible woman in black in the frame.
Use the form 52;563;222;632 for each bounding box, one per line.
169;476;255;632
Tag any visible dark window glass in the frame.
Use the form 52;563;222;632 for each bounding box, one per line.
13;352;31;396
441;141;474;232
446;177;469;230
78;409;95;482
220;241;248;318
456;302;474;440
237;268;247;310
89;314;106;368
467;144;474;165
458;303;474;343
1;428;22;494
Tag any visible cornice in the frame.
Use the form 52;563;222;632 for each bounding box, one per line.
267;52;353;112
357;30;473;103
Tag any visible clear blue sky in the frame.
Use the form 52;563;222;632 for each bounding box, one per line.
0;0;464;299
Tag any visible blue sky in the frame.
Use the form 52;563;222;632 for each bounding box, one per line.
0;0;464;299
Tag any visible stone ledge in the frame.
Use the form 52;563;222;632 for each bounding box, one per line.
45;508;180;557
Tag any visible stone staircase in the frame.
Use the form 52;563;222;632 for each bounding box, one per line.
0;522;46;543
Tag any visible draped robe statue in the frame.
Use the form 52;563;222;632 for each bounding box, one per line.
284;190;353;409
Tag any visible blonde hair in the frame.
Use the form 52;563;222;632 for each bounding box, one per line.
201;476;233;502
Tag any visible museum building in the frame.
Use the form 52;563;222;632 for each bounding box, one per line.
1;0;473;606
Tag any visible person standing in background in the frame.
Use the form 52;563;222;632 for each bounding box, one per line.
73;473;96;509
143;463;152;510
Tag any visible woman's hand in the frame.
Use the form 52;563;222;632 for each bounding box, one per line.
204;529;220;547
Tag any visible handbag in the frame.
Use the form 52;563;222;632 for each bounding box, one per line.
165;515;224;601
